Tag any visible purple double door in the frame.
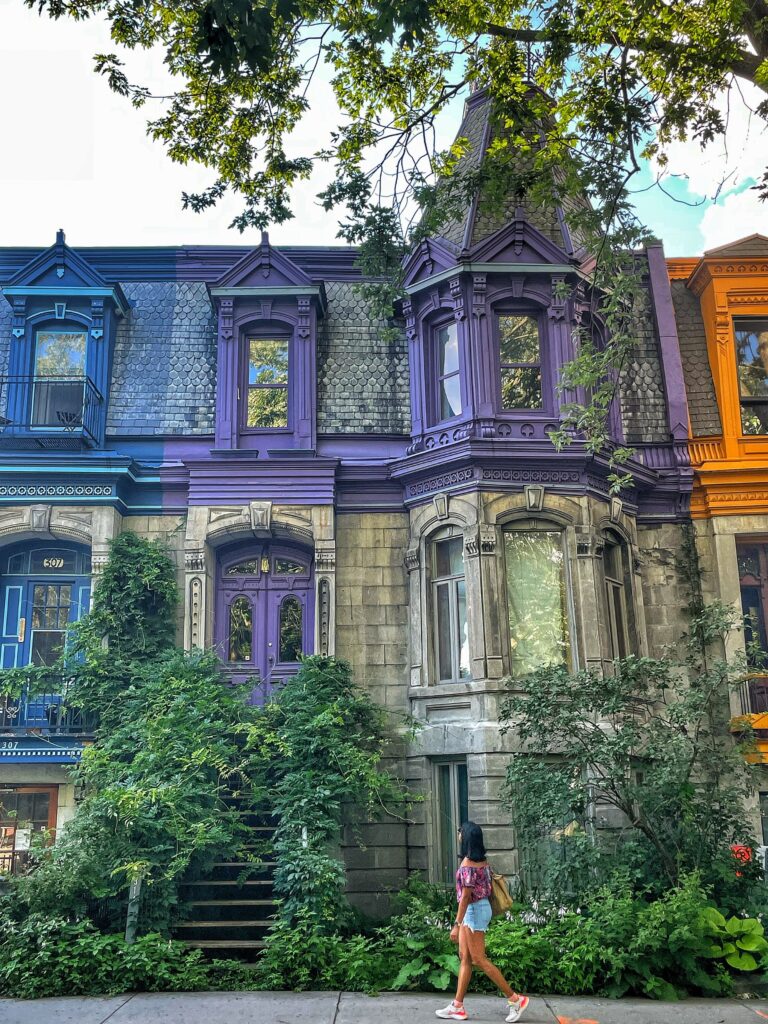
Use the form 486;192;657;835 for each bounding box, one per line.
215;544;314;704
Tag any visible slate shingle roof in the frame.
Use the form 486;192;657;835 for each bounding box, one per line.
317;282;410;434
617;255;671;444
669;279;721;437
107;282;217;435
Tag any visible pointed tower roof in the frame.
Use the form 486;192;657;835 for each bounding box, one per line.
435;89;588;259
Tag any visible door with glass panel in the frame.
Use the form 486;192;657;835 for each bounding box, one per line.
0;544;91;730
32;330;87;430
434;761;469;885
216;546;313;704
0;786;57;875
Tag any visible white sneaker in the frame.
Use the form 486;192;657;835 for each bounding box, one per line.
505;995;529;1022
435;1001;468;1020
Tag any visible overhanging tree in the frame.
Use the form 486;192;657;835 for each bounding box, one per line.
22;0;768;473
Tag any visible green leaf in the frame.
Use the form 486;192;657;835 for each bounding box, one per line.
725;951;759;972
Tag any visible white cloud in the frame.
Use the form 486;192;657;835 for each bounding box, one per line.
699;186;767;251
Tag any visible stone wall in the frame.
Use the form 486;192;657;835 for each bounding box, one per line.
636;521;692;658
335;510;410;915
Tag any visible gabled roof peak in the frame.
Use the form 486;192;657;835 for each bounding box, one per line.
703;234;768;258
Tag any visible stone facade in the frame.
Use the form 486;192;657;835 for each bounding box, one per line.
7;99;751;913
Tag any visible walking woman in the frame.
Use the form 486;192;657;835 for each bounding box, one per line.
436;821;529;1022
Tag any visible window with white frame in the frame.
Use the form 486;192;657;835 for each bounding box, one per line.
434;322;462;422
431;529;470;683
504;524;572;676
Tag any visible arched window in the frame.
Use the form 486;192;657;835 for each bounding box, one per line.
431;528;470;682
279;597;303;662
603;531;636;660
246;336;289;428
228;597;253;662
504;523;572;676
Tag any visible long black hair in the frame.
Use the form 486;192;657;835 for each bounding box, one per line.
458;820;486;862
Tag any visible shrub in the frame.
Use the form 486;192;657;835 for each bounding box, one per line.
0;911;210;999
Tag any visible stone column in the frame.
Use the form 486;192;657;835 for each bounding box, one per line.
184;506;214;651
315;539;336;656
464;523;504;680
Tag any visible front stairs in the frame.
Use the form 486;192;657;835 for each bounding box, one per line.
173;805;277;958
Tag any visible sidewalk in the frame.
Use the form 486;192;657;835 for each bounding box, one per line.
2;990;767;1024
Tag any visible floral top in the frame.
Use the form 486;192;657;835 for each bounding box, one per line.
455;863;492;903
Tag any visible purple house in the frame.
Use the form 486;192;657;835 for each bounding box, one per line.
0;92;691;923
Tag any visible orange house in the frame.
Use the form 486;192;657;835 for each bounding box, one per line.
669;235;768;801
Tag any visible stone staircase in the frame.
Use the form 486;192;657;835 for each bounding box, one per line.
173;804;277;958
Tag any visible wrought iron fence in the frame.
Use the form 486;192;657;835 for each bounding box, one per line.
0;682;97;736
0;375;103;445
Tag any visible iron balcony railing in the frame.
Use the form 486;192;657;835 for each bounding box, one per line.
0;682;97;737
0;375;103;445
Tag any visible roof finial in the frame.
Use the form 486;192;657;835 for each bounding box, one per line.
56;228;65;246
260;230;270;247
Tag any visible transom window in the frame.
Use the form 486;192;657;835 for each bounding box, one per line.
246;337;289;428
735;319;768;435
603;533;635;661
435;323;462;421
431;530;470;683
498;315;542;410
504;525;571;676
32;331;87;429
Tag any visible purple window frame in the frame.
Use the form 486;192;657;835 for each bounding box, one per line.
493;309;551;416
239;329;293;435
430;316;466;426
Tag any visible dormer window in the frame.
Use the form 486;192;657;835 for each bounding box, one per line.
246;336;289;429
211;233;323;452
435;322;462;422
498;315;542;410
32;330;86;430
735;318;768;435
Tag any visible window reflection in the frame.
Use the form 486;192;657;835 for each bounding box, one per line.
504;529;571;675
436;324;462;420
432;533;470;682
228;597;253;662
279;597;303;662
247;338;289;428
735;319;768;434
498;316;542;409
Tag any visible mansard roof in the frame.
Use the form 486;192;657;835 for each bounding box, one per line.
704;234;768;258
3;230;128;312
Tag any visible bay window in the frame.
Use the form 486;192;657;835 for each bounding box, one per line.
498;315;542;410
431;529;470;682
435;322;462;422
504;525;571;676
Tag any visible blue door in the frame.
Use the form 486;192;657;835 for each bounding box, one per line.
0;543;91;731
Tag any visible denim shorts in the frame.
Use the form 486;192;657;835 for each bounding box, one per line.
462;898;492;932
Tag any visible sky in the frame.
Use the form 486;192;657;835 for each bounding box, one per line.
0;0;766;256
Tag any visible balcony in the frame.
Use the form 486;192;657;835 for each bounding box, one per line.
0;685;97;738
737;675;768;717
0;375;103;449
